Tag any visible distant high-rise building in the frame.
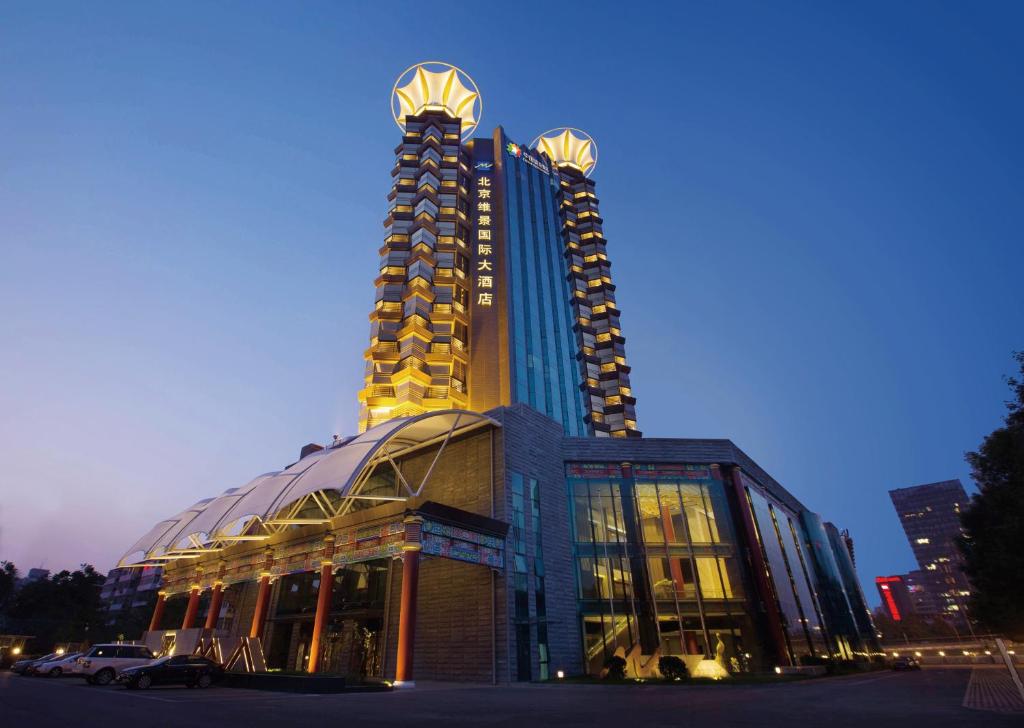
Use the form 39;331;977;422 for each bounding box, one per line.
904;569;939;616
99;566;163;624
358;63;638;438
14;567;49;590
889;479;972;625
875;575;914;622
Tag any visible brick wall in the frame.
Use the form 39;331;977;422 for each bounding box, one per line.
490;404;584;678
383;558;502;682
225;579;258;637
381;428;509;682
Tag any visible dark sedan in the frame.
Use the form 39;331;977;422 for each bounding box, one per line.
11;653;59;675
117;655;224;689
892;656;922;671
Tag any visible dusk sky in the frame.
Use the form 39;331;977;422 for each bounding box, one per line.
2;2;1022;607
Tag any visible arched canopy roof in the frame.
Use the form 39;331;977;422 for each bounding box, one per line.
117;497;218;567
118;410;498;567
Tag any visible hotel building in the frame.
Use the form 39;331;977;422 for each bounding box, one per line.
119;63;877;683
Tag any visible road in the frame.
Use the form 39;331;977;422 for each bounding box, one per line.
1;668;1020;727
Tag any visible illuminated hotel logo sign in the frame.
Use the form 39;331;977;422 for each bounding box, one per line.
506;141;550;175
475;172;494;307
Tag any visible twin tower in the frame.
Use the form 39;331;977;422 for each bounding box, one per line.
358;62;639;439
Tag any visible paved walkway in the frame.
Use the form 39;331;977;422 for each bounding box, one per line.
963;667;1024;714
5;668;1022;727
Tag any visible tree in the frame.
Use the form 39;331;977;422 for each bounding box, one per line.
5;563;107;650
871;607;958;642
0;561;17;612
958;352;1024;639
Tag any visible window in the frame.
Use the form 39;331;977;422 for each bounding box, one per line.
696;558;732;599
635;484;664;543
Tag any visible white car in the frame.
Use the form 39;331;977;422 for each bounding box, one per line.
34;652;83;677
76;644;156;685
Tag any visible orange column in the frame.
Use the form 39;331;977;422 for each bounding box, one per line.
249;548;275;641
249;575;271;640
204;583;224;630
181;586;201;629
395;516;423;687
306;535;336;673
148;592;166;632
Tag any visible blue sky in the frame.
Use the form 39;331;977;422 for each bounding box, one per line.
1;2;1021;606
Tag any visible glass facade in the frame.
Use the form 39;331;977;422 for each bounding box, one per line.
569;464;757;674
266;559;390;675
529;477;550;680
563;461;876;674
745;483;830;663
506;471;552;681
500;131;587;437
800;510;868;658
825;521;878;650
509;472;531;680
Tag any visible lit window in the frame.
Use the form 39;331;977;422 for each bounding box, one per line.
915;538;930;544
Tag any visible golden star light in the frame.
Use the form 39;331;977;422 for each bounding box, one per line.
391;62;482;140
532;127;598;177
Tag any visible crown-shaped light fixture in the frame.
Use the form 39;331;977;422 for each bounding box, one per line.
391;62;482;140
532;128;598;177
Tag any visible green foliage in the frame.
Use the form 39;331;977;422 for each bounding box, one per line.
0;561;17;614
958;352;1024;639
1;563;107;649
870;608;959;641
658;655;688;680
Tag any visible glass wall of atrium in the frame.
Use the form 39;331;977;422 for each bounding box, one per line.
744;481;830;663
569;465;759;674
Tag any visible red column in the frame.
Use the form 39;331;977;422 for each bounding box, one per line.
395;548;421;685
181;586;201;630
660;507;687;592
148;592;166;632
395;515;423;687
728;466;791;666
204;583;224;630
249;575;271;640
307;536;336;674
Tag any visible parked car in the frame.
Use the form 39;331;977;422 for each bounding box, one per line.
892;656;921;671
117;655;224;690
76;644;156;685
32;652;83;677
11;653;59;675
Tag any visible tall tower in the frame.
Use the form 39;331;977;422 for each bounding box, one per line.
358;63;480;431
535;129;639;437
360;64;639;438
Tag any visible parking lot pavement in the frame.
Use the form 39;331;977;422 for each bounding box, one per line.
963;667;1024;713
2;668;1020;727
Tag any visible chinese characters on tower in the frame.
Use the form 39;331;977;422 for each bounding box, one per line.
475;174;495;307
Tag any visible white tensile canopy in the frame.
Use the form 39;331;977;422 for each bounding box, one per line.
117;410;498;567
